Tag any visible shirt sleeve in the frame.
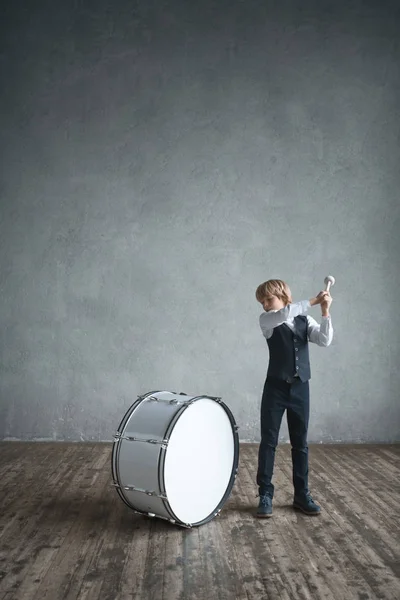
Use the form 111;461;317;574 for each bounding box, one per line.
307;315;334;347
259;300;311;340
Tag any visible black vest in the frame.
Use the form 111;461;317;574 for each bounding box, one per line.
266;316;311;382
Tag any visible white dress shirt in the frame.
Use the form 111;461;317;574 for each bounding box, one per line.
259;300;333;347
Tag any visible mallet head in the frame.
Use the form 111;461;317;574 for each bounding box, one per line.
324;275;335;291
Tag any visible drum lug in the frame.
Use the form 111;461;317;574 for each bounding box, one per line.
206;396;222;403
147;438;169;446
147;513;187;528
140;395;185;406
113;482;168;500
113;435;169;446
145;489;167;500
149;397;185;406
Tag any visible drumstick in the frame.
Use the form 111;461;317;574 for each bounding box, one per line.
324;275;335;292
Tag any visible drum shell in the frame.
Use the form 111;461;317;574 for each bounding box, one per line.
112;392;188;521
111;391;239;527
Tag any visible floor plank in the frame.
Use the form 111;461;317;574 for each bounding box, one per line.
0;442;399;600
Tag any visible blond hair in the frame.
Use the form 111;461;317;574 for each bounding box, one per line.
255;279;292;305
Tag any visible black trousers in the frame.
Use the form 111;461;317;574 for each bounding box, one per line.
256;376;310;498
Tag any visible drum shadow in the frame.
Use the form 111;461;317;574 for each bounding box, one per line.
19;494;128;529
19;489;266;533
32;493;188;535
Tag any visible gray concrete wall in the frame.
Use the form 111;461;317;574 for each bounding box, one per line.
1;0;399;443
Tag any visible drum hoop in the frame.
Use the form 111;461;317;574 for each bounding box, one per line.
158;395;240;527
157;397;198;523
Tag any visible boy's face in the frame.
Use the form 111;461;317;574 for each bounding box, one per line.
261;294;286;312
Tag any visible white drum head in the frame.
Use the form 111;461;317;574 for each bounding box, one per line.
163;397;235;525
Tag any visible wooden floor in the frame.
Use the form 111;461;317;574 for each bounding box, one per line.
0;443;399;600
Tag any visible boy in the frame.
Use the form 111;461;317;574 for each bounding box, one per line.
255;279;333;517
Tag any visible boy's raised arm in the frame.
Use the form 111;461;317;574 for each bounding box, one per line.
259;295;325;337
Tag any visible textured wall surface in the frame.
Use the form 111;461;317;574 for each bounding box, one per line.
1;0;399;442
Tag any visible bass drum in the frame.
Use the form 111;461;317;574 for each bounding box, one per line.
111;390;239;527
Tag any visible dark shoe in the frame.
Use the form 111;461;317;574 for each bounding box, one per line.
256;494;273;518
293;492;321;515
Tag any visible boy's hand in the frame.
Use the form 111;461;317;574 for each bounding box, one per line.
310;291;329;306
321;292;332;316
